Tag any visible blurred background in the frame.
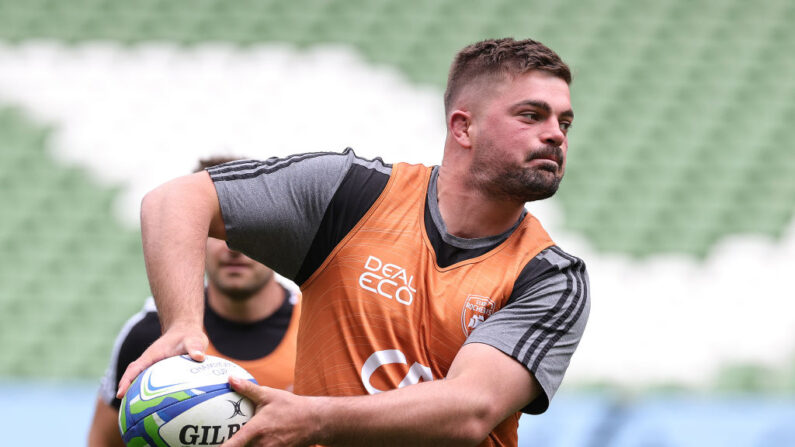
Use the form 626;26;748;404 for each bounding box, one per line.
0;0;794;445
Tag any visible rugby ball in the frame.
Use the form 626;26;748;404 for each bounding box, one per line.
119;354;257;446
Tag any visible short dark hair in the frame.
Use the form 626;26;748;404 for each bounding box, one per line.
443;38;571;115
194;156;243;173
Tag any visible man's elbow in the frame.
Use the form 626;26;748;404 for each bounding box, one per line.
140;182;176;232
455;423;492;446
139;179;188;235
140;186;161;219
141;173;216;221
455;398;506;446
139;185;160;230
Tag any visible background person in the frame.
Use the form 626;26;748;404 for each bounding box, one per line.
87;157;301;447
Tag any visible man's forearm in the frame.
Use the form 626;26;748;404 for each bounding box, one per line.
311;343;537;447
140;172;222;331
115;172;224;398
311;375;503;447
226;338;536;447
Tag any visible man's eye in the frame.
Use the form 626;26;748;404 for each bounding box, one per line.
560;121;572;132
521;112;539;120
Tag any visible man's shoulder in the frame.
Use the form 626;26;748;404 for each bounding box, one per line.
345;148;394;174
292;151;397;284
536;245;587;271
510;245;588;299
206;148;393;183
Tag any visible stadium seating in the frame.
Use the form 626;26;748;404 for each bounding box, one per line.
0;105;149;378
0;0;793;387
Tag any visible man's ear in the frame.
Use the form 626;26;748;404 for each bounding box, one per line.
449;110;473;149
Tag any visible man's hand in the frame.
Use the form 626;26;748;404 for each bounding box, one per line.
222;377;322;447
220;343;538;447
116;326;208;399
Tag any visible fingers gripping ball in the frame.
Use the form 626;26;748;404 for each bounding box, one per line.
119;355;257;446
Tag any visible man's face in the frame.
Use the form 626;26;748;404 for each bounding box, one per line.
466;70;573;203
205;238;273;300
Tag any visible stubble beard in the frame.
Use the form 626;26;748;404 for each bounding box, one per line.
211;270;273;302
469;145;564;203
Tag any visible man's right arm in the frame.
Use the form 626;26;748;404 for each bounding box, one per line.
117;171;222;398
118;149;387;397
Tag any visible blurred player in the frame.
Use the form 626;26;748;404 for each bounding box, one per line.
119;37;590;446
87;157;300;447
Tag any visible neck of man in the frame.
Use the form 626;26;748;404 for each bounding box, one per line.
436;163;526;239
206;277;284;324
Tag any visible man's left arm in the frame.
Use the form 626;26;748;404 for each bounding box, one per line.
465;246;590;414
223;246;590;446
224;342;539;447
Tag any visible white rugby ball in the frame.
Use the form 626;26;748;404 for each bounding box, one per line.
119;354;257;446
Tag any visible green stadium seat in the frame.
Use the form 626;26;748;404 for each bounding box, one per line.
0;0;793;382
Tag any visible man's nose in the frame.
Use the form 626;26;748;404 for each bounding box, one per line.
226;248;243;258
541;120;566;147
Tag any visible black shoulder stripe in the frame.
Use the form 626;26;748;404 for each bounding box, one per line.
510;247;588;368
529;257;588;370
512;263;575;361
211;148;355;182
206;159;264;175
293;162;390;285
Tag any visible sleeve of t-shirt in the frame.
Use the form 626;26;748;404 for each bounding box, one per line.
206;148;391;284
97;298;161;409
463;245;590;415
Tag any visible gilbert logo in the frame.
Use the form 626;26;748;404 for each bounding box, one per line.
178;423;244;445
227;397;247;418
461;295;496;336
358;255;417;306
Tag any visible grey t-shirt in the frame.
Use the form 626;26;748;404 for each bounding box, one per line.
208;148;590;414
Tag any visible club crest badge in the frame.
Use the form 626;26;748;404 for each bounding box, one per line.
461;295;496;336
